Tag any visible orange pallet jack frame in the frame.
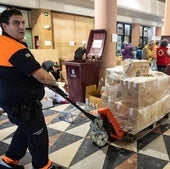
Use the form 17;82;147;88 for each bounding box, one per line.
48;85;126;147
97;107;125;140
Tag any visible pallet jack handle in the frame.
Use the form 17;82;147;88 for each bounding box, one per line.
47;85;96;121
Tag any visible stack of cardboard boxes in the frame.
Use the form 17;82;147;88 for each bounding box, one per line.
101;59;170;134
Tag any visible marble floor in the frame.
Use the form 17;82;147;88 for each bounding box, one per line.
0;103;170;169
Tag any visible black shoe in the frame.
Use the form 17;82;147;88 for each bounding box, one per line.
0;161;24;169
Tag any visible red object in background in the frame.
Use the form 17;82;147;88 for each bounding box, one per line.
34;36;39;49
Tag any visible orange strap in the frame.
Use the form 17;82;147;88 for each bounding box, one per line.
40;160;52;169
2;155;19;165
0;35;26;67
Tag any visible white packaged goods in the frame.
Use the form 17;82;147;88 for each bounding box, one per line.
102;59;170;134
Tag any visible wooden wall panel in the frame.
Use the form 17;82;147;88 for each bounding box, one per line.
31;9;53;49
52;12;94;61
75;16;94;45
52;13;75;61
31;10;94;61
30;49;59;64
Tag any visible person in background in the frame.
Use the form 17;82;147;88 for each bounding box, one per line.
121;41;133;60
152;41;160;59
0;8;60;169
150;41;159;71
136;44;143;60
74;43;86;61
42;60;60;81
156;39;170;73
131;45;137;59
142;40;155;65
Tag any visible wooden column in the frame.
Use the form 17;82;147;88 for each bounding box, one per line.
162;0;170;35
132;23;140;46
155;26;162;37
94;0;117;80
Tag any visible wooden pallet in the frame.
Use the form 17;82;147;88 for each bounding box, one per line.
124;112;170;142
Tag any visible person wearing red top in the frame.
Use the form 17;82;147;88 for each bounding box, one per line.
156;39;170;73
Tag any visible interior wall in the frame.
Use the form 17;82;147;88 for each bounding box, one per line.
52;12;94;61
31;9;53;49
0;0;165;27
30;49;59;65
31;10;94;61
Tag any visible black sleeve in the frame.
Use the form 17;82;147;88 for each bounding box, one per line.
9;48;41;76
51;70;60;80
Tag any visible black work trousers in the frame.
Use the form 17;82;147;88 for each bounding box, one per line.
2;101;49;168
157;65;167;73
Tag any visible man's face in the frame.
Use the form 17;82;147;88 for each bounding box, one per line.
2;15;26;41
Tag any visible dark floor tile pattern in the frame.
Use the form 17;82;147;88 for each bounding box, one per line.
137;154;168;169
49;132;83;153
0;104;170;169
70;138;100;166
103;146;135;169
137;132;160;151
163;135;170;158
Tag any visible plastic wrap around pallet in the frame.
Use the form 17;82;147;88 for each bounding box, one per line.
102;59;170;134
108;95;170;134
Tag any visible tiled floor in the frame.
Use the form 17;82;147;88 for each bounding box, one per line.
0;103;170;169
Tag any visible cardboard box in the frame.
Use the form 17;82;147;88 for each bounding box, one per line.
121;59;150;77
109;95;170;134
115;56;122;66
86;85;102;108
105;60;150;85
120;73;170;108
102;61;170;134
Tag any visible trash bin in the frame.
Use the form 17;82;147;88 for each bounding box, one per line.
65;29;107;103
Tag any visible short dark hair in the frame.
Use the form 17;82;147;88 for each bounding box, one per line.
0;8;22;28
160;39;169;47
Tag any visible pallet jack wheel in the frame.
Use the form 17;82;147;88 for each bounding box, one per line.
95;132;109;147
90;131;108;147
90;131;97;143
125;133;136;142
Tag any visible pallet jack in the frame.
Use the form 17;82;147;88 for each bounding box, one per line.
48;85;126;147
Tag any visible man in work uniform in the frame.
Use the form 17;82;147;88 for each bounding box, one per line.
0;8;60;169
